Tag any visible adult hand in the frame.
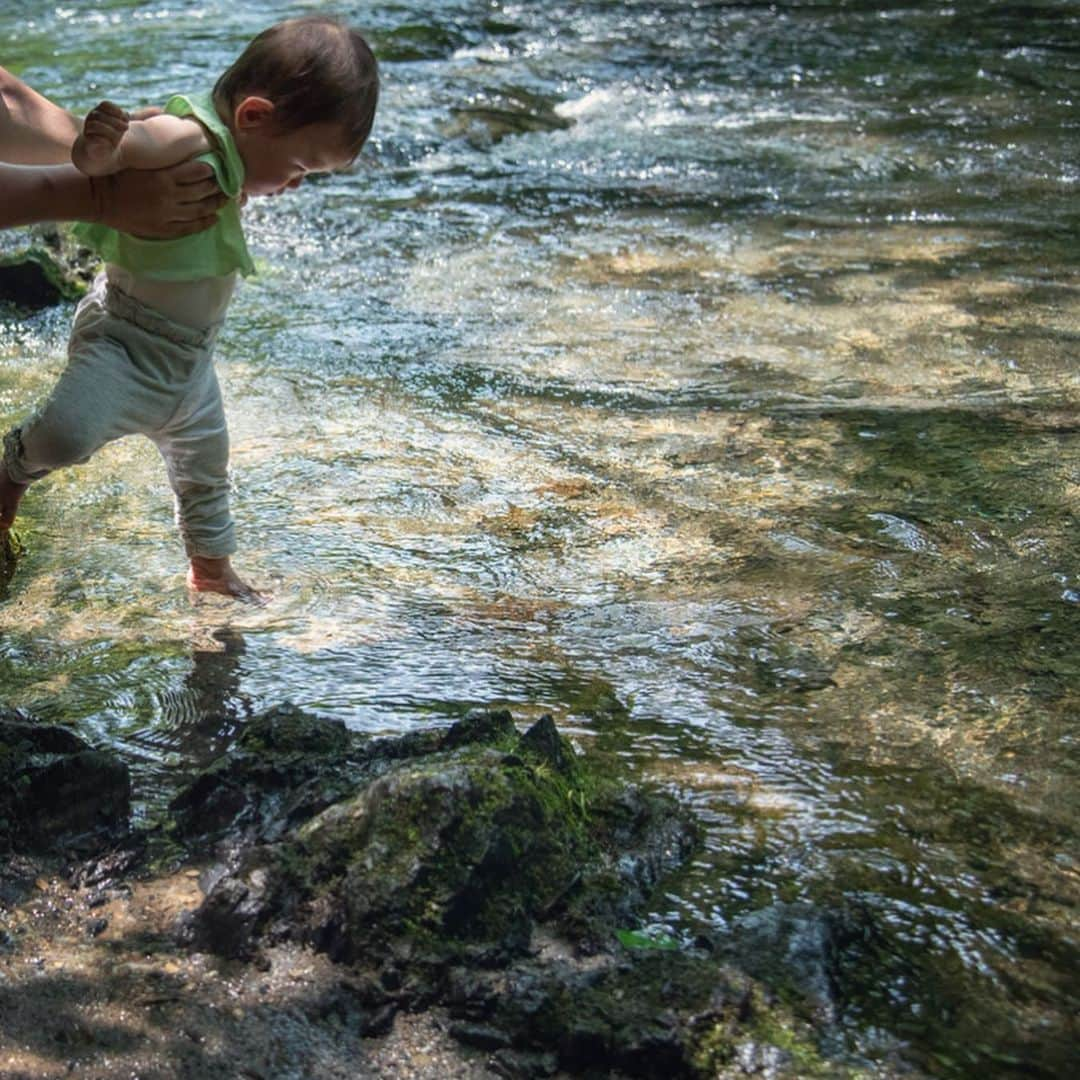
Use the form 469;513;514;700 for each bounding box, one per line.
90;158;227;239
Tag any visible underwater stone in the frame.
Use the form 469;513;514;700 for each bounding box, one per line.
443;89;573;148
728;903;837;1021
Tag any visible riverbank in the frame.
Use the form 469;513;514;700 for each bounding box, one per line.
1;706;850;1079
0;853;494;1079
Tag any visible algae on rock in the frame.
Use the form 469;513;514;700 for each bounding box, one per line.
0;224;96;308
165;706;844;1077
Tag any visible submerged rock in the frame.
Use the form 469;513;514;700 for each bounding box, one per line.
370;22;465;62
444;88;573;148
0;711;130;852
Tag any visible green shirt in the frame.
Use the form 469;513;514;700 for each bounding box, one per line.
75;91;255;281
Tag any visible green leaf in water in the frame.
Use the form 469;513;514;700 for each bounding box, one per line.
615;928;680;951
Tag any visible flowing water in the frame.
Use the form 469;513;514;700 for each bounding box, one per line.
1;1;1078;1074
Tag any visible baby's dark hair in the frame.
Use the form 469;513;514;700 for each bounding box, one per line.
214;15;379;157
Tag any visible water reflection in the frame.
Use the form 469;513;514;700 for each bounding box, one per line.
122;627;252;810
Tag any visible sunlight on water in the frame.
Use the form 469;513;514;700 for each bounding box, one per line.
1;1;1078;1074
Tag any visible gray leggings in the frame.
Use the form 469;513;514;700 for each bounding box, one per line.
3;278;236;558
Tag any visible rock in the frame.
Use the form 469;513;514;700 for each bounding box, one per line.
175;708;697;969
443;89;572;148
517;713;576;775
372;23;464;62
0;711;130;852
447;951;823;1079
169;704;361;848
448;1022;513;1050
165;704;831;1076
0;225;96;308
728;903;837;1021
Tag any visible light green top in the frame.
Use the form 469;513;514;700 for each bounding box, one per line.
75;91;255;281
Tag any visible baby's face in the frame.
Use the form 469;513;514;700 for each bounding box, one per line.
236;120;354;197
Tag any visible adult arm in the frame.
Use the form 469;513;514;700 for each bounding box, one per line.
0;160;226;236
1;69;225;236
0;65;81;165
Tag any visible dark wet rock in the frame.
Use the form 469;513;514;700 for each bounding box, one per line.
169;704;363;849
517;713;576;775
68;836;145;890
446;951;825;1079
444;88;572;147
0;224;96;309
482;17;525;36
176;709;697;965
0;711;130;852
371;23;466;62
165;704;833;1076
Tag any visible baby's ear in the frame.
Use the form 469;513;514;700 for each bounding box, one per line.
234;96;275;130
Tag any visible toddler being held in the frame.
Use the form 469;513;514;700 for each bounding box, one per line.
0;15;378;600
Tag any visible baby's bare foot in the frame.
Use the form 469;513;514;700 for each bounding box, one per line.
188;556;267;605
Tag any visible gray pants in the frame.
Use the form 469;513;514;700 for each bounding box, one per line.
3;277;236;558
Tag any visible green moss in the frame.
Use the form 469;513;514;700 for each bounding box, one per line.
691;1019;737;1073
285;728;615;964
752;1014;833;1076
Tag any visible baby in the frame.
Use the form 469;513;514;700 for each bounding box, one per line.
0;16;378;600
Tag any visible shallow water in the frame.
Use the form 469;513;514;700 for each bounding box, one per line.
1;1;1078;1074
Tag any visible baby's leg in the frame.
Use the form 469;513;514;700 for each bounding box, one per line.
154;363;262;602
0;461;27;529
2;296;160;528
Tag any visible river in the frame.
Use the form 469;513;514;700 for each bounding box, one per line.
1;1;1077;1075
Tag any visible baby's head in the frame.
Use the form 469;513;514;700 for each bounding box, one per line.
214;15;379;196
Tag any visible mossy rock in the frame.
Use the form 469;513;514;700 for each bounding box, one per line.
449;951;837;1079
0;225;96;308
181;710;698;971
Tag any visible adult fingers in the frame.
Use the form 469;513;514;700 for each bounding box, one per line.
162;213;223;238
166;159;217;186
165;183;227;219
176;177;227;203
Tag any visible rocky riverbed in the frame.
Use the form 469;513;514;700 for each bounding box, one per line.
1;708;849;1079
